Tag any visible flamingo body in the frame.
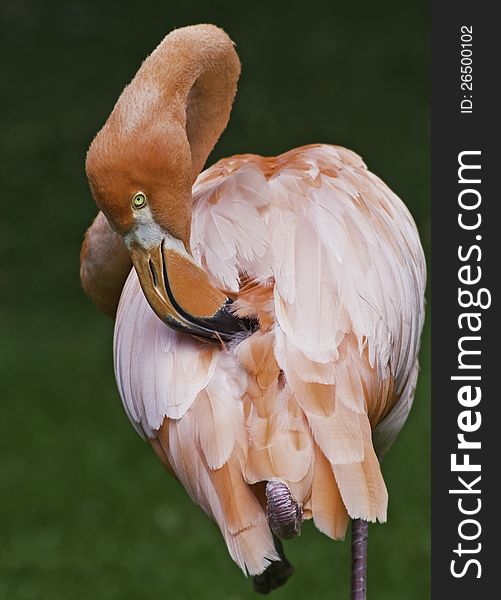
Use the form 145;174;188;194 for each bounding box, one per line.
112;143;425;575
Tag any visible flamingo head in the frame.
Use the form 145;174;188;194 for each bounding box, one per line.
85;25;250;342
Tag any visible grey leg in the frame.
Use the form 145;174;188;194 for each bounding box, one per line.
351;519;369;600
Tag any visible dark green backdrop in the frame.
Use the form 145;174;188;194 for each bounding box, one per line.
0;1;429;598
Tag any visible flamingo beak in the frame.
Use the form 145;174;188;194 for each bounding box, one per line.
129;241;253;342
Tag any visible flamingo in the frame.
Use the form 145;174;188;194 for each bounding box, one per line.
80;24;425;597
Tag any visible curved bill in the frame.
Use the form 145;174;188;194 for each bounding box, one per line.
129;241;254;342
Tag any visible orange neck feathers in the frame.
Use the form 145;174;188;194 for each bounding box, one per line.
86;24;241;245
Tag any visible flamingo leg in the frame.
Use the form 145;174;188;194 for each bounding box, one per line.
351;519;368;600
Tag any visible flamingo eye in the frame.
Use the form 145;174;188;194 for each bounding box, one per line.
132;192;147;210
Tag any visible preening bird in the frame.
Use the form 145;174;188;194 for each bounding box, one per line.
81;24;425;597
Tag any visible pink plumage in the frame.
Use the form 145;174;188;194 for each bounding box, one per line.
113;144;426;575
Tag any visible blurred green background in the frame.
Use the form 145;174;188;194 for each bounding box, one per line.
0;1;429;598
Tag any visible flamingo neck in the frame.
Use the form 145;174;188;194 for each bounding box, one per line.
125;24;241;182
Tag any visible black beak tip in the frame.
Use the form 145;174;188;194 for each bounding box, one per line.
163;299;258;343
200;299;259;342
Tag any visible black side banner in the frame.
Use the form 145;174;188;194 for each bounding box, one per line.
433;2;498;596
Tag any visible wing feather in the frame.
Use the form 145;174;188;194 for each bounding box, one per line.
191;162;272;291
114;271;219;436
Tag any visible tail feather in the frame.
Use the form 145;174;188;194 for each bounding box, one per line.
332;414;388;522
156;404;278;576
311;443;350;539
224;515;279;576
276;331;389;524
